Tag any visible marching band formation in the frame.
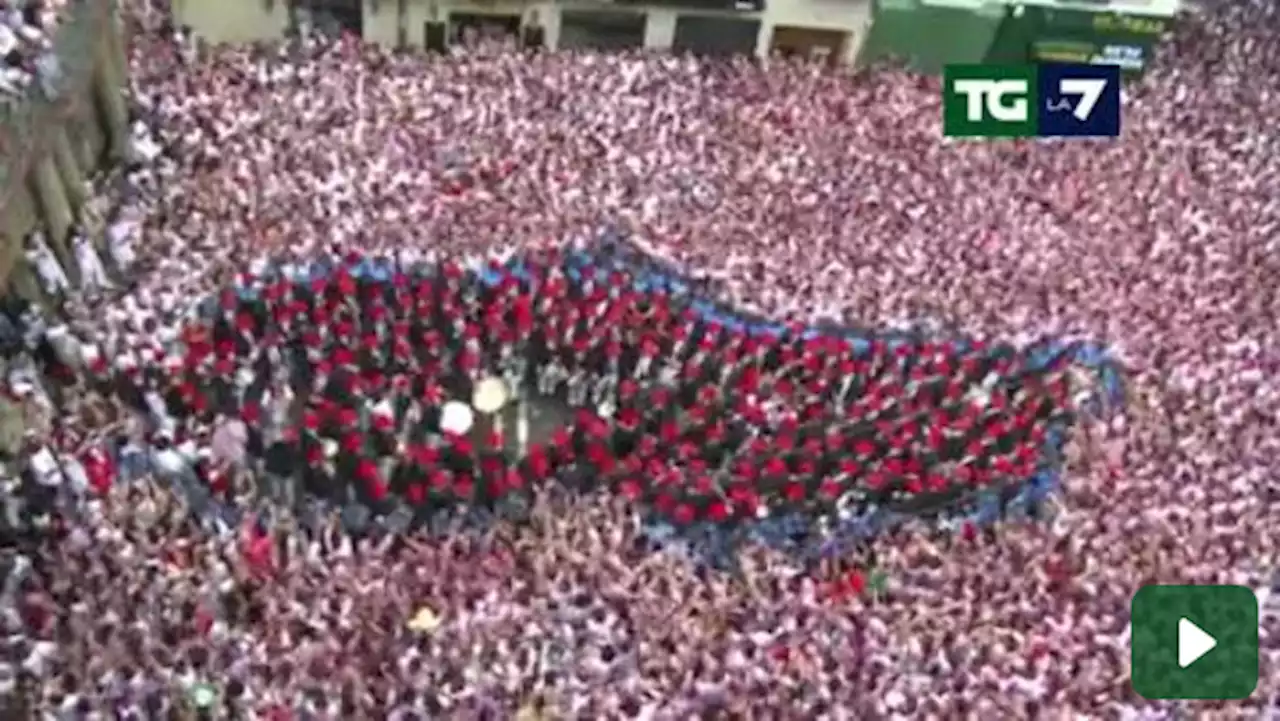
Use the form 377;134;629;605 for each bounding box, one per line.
143;248;1073;531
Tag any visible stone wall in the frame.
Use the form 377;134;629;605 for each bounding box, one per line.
0;0;131;302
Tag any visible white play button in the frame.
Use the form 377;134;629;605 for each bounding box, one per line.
1178;617;1217;668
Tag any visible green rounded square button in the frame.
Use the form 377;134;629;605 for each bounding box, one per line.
1131;584;1259;700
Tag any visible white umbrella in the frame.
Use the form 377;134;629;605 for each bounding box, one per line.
440;401;475;435
472;377;509;414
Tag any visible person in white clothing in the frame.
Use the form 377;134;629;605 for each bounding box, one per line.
72;229;112;293
24;232;70;298
24;435;64;518
106;215;138;273
0;23;26;97
129;119;163;162
42;322;84;371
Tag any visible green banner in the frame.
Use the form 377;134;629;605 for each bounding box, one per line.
986;5;1170;74
1058;10;1170;37
1031;38;1146;70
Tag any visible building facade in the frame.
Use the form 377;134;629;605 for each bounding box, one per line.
858;0;1178;75
0;0;131;299
174;0;873;65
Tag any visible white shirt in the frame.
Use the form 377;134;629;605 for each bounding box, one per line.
153;448;189;477
58;454;89;494
0;25;16;58
108;219;138;248
29;447;62;487
44;324;83;368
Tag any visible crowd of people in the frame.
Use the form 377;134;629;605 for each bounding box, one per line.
0;0;1278;716
156;245;1070;526
0;0;68;100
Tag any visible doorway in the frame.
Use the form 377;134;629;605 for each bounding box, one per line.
449;12;522;46
293;0;363;37
559;10;647;51
672;15;761;57
769;25;847;62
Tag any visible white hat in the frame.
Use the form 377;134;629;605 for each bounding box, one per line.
371;398;395;419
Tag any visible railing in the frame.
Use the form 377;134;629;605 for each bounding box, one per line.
0;0;115;211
